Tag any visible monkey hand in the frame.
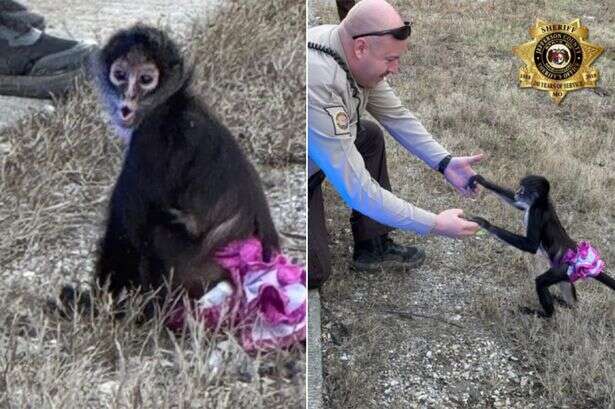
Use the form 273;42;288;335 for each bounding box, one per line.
466;174;485;190
432;209;480;238
443;154;484;198
467;216;491;230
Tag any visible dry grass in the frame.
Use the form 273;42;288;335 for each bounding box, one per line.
0;1;305;407
186;1;306;166
313;0;614;407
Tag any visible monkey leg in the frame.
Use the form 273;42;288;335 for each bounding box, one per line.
149;224;227;300
522;267;569;318
554;281;577;307
552;292;576;308
594;272;615;291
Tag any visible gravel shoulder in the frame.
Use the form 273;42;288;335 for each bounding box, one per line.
320;187;540;408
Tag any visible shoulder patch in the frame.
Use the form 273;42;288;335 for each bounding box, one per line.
324;106;351;135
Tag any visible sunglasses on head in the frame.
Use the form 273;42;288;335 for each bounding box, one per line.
352;21;412;40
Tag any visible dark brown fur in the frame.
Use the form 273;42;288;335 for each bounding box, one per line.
59;25;279;316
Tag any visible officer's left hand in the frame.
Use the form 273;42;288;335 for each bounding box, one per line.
443;154;484;198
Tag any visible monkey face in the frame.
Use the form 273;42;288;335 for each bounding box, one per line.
108;51;160;128
513;186;532;208
94;25;188;134
515;175;550;206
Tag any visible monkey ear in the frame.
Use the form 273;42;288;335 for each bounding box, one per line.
138;54;194;113
163;54;193;92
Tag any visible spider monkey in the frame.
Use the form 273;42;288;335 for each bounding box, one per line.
468;174;615;318
59;24;279;317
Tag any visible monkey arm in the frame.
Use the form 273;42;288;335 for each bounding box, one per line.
486;225;540;253
472;207;541;253
95;208;141;295
471;175;525;210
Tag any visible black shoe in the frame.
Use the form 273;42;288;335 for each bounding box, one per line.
4;12;46;31
0;1;45;30
352;235;426;272
0;32;97;98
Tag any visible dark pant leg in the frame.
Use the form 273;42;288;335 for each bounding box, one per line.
351;120;394;242
335;0;355;20
308;179;331;289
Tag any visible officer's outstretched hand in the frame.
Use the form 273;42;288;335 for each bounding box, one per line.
432;209;479;238
443;154;484;197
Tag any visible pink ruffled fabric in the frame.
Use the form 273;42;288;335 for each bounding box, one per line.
562;241;605;283
166;237;306;351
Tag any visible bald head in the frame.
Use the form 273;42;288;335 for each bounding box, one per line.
336;0;409;89
340;0;404;38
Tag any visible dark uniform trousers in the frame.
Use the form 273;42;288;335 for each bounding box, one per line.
308;120;393;288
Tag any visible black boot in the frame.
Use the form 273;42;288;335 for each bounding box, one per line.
0;31;97;98
352;234;425;272
0;0;45;30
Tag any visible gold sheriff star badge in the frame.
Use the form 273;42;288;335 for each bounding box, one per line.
513;19;604;104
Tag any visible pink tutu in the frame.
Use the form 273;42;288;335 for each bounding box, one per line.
562;241;605;283
166;237;306;351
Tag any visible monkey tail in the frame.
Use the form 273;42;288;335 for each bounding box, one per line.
258;218;280;261
595;272;615;291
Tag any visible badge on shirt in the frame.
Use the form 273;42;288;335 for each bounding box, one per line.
324;106;350;135
512;19;604;104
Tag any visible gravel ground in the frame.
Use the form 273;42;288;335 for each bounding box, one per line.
319;212;541;408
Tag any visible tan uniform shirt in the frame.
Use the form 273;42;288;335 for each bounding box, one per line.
308;24;450;235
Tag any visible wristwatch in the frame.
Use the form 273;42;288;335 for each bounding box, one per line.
437;155;452;174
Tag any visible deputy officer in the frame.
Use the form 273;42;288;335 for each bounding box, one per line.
308;0;481;288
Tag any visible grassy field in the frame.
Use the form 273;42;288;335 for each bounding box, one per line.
0;1;305;407
312;0;615;407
